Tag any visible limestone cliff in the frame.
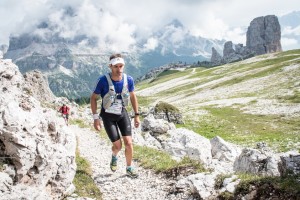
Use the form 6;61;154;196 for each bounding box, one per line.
0;59;76;199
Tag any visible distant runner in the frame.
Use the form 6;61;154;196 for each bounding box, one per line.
58;104;70;125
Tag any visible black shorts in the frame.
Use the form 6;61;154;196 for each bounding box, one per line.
100;108;132;142
62;114;69;119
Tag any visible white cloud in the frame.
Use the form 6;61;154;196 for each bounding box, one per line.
0;0;299;51
143;37;159;51
282;26;300;36
281;37;299;50
224;27;247;45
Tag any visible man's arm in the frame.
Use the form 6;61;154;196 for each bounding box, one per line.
90;93;101;131
130;91;140;128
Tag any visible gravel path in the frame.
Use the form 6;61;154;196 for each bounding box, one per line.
71;125;185;200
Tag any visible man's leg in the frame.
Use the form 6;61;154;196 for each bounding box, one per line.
112;139;122;156
122;136;133;166
123;136;138;178
110;139;122;172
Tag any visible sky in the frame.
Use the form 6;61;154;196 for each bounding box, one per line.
0;0;299;52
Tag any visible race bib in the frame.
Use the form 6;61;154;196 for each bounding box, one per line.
105;99;123;115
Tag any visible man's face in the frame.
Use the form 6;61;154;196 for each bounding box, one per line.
110;64;124;76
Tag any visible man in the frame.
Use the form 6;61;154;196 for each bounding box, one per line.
90;53;140;178
59;104;70;125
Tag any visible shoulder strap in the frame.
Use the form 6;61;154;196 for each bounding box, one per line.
105;73;114;88
122;73;128;93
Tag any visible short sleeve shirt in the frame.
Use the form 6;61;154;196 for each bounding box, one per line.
93;73;135;99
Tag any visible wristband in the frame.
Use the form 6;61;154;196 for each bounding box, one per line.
135;113;140;116
93;114;99;120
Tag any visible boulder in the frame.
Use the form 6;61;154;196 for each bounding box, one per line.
0;59;76;199
278;151;300;176
233;148;280;176
210;136;241;162
162;128;212;166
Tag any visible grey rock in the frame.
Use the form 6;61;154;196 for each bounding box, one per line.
211;15;282;66
23;70;56;103
211;47;223;65
233;148;280;176
247;15;282;55
278;151;300;176
0;59;76;199
223;41;243;63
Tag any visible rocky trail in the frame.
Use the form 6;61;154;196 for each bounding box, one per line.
71;125;186;200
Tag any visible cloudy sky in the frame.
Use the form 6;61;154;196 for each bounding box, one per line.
0;0;299;52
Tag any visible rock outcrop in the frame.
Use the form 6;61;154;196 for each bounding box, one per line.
211;15;282;66
0;59;76;199
134;114;300;199
211;47;223;66
222;41;243;64
247;15;282;55
23;70;56;103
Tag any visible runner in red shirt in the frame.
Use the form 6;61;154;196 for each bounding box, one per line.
58;104;70;125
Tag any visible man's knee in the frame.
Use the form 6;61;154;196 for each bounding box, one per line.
112;140;122;150
123;136;133;147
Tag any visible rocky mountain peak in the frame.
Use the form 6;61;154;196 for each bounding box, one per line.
211;15;282;66
246;15;282;55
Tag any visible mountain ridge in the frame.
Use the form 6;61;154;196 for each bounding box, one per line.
2;11;300;99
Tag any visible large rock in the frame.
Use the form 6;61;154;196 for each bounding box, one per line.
222;41;243;63
246;15;282;55
162;128;212;166
210;136;241;162
211;15;282;66
0;59;76;199
175;172;219;199
278;151;300;176
23;70;56;103
233;148;280;176
141;114;176;134
210;47;223;66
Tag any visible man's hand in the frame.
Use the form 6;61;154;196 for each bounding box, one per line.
93;119;101;131
134;116;140;128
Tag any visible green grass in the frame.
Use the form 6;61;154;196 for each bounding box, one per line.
73;149;102;199
178;107;300;152
133;145;207;175
277;49;300;56
70;118;90;128
136;68;193;91
136;95;156;107
277;90;300;103
156;69;181;78
235;173;300;198
210;57;299;89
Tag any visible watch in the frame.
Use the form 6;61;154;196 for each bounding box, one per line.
135;113;140;116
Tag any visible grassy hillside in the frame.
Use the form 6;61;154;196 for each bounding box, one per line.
136;49;300;152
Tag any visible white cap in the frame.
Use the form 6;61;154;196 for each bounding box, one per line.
110;57;125;65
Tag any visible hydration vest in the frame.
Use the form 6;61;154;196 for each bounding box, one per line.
102;73;130;109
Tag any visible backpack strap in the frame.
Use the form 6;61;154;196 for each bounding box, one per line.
105;73;114;90
122;73;128;94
